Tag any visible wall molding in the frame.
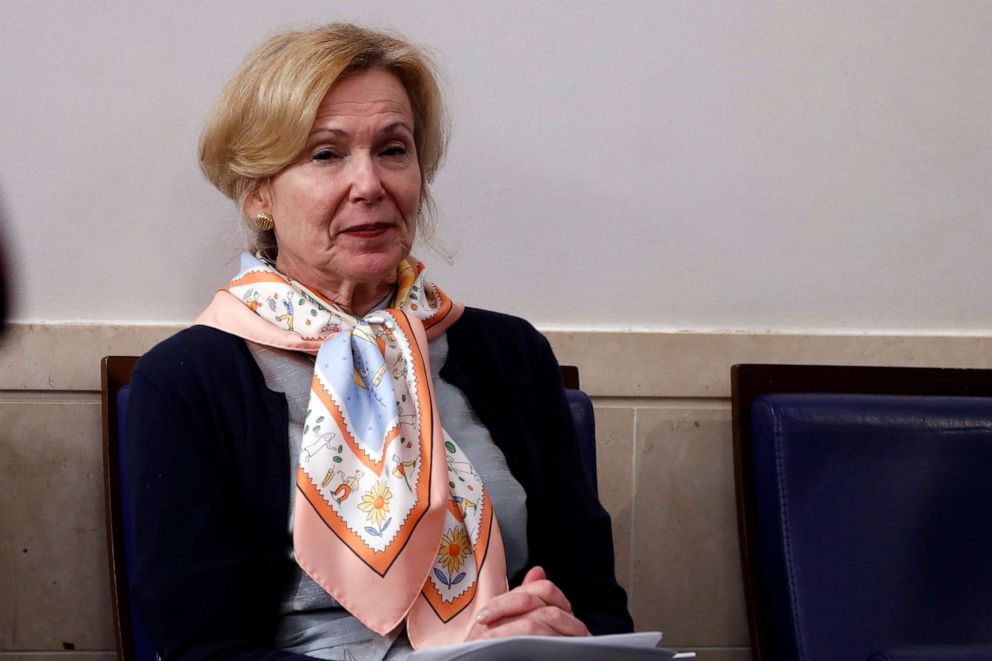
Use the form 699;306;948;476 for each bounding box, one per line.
3;322;992;396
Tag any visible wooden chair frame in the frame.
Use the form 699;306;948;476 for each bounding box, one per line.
101;355;140;661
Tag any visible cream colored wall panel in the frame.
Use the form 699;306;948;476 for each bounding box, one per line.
0;324;182;391
5;321;990;654
0;401;113;649
629;404;748;648
548;331;992;398
589;406;635;593
5;323;992;395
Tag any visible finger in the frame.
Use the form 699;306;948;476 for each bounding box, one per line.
470;617;558;640
486;606;590;638
521;565;546;584
517;568;571;614
474;589;549;624
475;578;575;625
539;605;590;637
516;578;573;614
469;607;590;640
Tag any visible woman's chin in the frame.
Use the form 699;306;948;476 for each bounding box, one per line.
337;250;409;285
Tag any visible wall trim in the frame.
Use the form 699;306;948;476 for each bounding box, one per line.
3;322;992;396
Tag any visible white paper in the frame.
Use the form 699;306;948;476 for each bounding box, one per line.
409;631;695;660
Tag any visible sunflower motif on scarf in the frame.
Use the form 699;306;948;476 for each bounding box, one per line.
358;480;393;528
438;527;471;574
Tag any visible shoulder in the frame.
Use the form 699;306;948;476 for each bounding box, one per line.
449;307;551;354
133;325;256;390
444;307;560;390
142;324;245;358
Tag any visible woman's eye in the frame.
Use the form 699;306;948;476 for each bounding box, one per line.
313;149;338;162
382;145;407;157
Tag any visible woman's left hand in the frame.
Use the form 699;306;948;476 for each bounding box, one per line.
464;566;591;640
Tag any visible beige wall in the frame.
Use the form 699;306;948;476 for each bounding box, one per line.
4;2;992;332
4;324;992;659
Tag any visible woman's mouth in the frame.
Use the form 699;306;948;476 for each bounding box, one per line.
340;223;393;239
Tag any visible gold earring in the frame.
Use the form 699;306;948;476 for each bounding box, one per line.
253;213;274;231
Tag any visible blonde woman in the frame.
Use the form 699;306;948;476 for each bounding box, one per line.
125;24;631;660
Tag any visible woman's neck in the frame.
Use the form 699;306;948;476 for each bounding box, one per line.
273;256;395;317
318;280;395;317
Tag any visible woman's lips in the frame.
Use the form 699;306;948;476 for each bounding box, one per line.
340;223;393;239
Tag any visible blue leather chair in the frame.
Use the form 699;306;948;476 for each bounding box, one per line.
732;364;992;661
102;356;599;661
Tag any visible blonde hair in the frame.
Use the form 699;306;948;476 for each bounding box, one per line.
199;23;449;257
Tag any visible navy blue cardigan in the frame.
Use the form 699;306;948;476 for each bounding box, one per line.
125;307;632;659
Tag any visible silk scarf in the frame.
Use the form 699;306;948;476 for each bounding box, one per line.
195;252;507;648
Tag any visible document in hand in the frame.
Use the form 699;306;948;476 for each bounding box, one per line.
408;632;695;660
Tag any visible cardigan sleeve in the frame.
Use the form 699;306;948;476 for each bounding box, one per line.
124;331;309;660
440;309;634;635
526;330;635;635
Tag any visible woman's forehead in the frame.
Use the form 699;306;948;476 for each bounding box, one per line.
314;69;413;125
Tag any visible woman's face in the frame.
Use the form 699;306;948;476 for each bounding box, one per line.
252;69;422;298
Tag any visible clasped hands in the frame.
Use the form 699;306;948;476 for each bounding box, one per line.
465;566;590;640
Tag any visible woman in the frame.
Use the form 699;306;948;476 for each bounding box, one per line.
125;23;632;660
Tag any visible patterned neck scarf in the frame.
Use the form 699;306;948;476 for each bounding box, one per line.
195;252;507;648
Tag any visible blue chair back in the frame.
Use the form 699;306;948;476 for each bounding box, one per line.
733;364;992;661
752;394;992;660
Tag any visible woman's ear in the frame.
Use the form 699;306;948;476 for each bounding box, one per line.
245;181;272;219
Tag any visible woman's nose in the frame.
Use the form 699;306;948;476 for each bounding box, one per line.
348;152;385;204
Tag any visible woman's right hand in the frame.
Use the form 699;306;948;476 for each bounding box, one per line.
464;566;591;640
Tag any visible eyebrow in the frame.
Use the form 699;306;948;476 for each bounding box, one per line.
309;128;347;139
380;121;414;136
308;121;414;140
